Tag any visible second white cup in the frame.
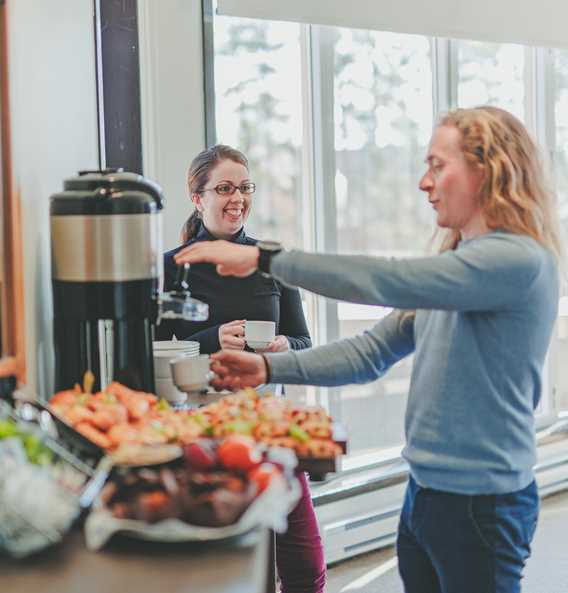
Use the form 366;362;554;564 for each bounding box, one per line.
245;320;276;350
170;354;213;393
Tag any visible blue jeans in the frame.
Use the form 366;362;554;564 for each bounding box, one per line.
397;476;539;593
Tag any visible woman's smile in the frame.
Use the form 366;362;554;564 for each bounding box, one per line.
224;207;243;220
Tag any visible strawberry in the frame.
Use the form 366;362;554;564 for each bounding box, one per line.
183;439;218;471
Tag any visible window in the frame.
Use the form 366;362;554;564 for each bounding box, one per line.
212;13;312;403
334;30;434;252
456;40;526;121
331;29;434;457
212;14;304;249
552;48;568;413
554;49;568;248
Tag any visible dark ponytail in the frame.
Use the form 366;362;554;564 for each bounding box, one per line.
181;144;249;243
181;210;202;244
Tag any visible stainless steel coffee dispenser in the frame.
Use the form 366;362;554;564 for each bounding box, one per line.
50;169;208;394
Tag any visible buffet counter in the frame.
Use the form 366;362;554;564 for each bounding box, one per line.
0;385;344;593
1;528;270;593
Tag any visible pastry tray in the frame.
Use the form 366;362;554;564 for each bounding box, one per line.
17;400;347;481
33;401;107;463
297;423;347;481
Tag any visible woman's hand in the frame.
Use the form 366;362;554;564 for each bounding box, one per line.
254;335;289;353
210;350;267;391
174;241;259;278
218;319;246;350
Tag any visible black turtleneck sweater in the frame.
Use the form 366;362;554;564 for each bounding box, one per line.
155;224;312;354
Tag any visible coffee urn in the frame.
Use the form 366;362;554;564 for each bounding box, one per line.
50;169;165;393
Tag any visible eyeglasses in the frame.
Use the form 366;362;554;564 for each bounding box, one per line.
200;182;256;196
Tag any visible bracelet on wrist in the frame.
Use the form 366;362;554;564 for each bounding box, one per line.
260;353;271;383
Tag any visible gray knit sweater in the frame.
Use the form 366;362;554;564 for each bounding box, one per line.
266;231;559;495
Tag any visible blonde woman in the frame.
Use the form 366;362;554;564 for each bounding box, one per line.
175;106;561;593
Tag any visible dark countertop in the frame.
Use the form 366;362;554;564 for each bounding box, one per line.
1;528;270;593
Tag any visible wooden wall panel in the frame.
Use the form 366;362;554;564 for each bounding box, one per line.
0;0;26;383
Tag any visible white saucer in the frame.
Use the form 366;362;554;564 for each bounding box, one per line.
246;340;271;350
176;383;209;394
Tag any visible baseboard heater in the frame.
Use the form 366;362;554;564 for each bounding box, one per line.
315;442;568;565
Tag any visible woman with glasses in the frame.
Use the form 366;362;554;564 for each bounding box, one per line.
157;144;311;355
156;144;325;593
174;108;561;593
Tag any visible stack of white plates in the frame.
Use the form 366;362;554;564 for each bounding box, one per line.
153;341;200;403
153;340;200;355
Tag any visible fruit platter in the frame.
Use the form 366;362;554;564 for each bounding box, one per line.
85;435;301;549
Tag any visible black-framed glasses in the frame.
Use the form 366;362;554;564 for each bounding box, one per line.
200;181;256;196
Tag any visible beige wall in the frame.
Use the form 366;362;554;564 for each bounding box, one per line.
8;0;99;397
138;0;206;252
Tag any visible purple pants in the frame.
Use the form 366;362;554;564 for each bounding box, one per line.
275;472;326;593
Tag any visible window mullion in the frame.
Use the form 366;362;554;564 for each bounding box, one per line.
306;24;340;412
431;37;457;118
537;48;556;164
524;46;537;135
299;24;316;256
534;46;561;421
299;24;318;407
307;24;339;342
524;46;554;148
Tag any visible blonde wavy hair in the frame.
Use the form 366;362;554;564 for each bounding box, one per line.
399;106;562;330
436;106;562;260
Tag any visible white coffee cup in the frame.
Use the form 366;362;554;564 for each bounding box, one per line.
245;320;276;350
170;354;214;394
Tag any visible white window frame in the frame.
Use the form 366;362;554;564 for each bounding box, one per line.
302;24;341;418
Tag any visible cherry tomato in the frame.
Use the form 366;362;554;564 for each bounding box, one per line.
217;435;262;472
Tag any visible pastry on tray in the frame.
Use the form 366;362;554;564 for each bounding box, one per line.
48;380;346;465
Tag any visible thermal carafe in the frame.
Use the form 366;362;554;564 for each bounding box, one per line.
50;169;163;393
